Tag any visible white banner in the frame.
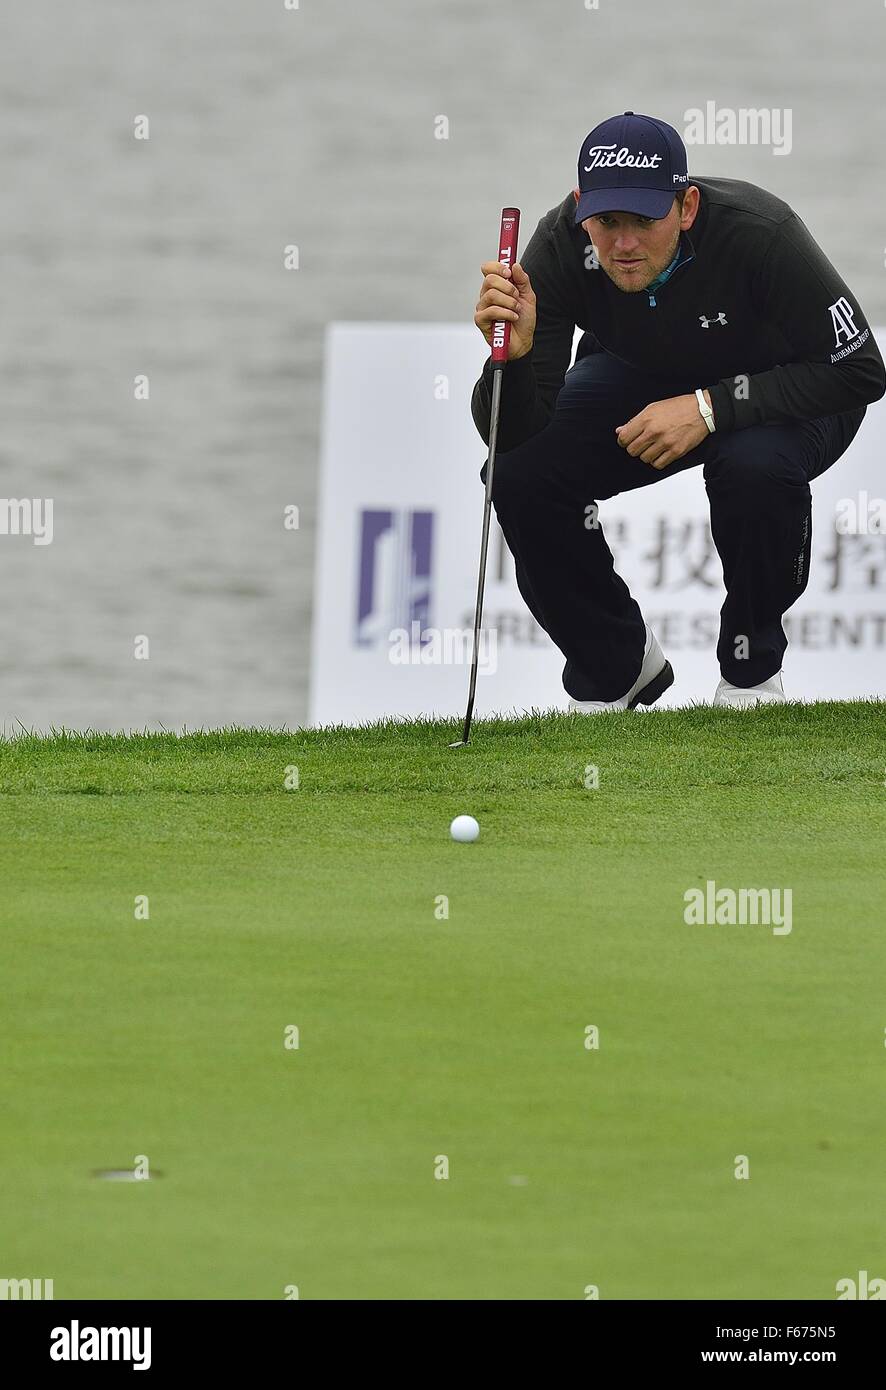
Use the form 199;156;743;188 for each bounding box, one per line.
310;323;886;724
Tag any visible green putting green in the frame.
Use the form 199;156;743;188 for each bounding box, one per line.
1;702;884;1300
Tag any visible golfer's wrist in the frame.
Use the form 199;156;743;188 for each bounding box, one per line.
695;387;716;433
509;340;534;363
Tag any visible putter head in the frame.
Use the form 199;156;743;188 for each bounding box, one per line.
448;738;469;749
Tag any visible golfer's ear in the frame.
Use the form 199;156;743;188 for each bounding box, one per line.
572;188;580;204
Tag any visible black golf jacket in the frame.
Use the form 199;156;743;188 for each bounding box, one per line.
471;177;886;452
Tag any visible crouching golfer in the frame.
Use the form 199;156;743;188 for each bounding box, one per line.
472;111;885;709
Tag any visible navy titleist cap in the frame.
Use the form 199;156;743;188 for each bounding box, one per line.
574;111;689;222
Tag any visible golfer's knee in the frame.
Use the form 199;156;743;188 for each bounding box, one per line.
704;439;808;507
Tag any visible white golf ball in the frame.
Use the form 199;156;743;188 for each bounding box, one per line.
450;814;480;843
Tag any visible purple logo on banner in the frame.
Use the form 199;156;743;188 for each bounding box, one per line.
355;509;433;647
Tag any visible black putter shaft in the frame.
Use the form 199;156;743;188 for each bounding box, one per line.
450;207;520;748
449;366;505;748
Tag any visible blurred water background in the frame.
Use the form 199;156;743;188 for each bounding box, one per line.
2;0;883;731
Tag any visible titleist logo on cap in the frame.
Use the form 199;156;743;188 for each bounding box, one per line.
583;143;663;172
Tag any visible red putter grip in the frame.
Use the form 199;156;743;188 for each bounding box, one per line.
491;207;521;367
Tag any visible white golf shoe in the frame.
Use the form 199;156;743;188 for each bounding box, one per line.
713;671;785;708
568;625;673;713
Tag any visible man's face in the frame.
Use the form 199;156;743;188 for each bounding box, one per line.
575;191;695;293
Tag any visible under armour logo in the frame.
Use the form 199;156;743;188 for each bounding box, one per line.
829;297;860;348
699;312;728;328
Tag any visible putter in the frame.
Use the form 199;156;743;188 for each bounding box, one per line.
450;207;521;748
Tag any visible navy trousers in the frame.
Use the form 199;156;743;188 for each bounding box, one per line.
481;352;866;700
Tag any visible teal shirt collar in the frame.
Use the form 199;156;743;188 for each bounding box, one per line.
647;241;686;292
645;237;693;306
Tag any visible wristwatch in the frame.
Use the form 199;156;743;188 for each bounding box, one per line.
695;388;716;434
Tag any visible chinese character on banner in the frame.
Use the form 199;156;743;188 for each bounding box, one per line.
641;517;719;590
821;529;886;592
